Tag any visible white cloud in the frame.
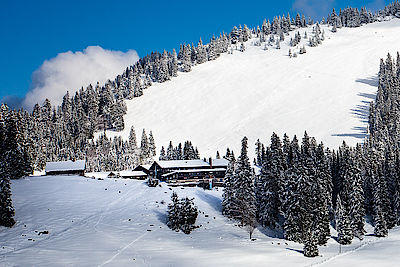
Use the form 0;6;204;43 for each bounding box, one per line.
23;46;139;110
292;0;335;19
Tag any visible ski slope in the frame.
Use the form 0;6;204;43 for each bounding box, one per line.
104;19;400;158
1;175;399;266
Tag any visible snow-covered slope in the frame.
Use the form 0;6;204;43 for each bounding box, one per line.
1;175;400;266
104;19;400;158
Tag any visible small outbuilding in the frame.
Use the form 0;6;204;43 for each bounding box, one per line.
45;160;86;176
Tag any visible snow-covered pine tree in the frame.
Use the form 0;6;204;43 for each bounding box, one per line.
233;137;257;228
196;38;207;64
336;195;354;245
167;141;174;160
282;135;303;242
159;146;166;160
298;133;321;247
0;171;15;227
128;126;137;152
314;142;332;245
372;164;389;237
383;147;398;229
180;197;199;234
224;148;231;159
148;131;156;157
0;105;32;179
222;153;236;218
240;42;245;52
303;231;319;257
171;49;179;77
167;192;198;234
175;143;183;160
167;192;181;231
258;133;283;228
182;44;192;72
140;129;150;162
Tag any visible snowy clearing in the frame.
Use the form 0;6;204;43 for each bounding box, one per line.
0;175;399;266
103;19;400;159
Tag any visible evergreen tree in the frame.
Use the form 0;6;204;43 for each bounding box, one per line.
222;154;236;218
167;192;198;234
128;126;137;151
180;197;199;234
282;135;303;242
336;196;353;245
232;137;257;229
167;141;174;160
258;133;282;228
148;131;156;157
303;232;319;257
140;129;150;162
159;146;166;160
0;172;15;227
167;192;181;231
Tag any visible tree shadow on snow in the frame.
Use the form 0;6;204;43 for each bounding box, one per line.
195;191;222;213
257;225;285;239
356;76;379;88
332;75;377;140
153;209;167;225
286;248;304;254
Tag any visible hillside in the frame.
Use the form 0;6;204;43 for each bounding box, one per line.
0;175;399;266
104;19;400;158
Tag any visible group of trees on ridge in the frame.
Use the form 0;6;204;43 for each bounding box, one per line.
159;141;200;161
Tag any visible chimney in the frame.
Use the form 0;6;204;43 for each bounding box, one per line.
209;157;213;169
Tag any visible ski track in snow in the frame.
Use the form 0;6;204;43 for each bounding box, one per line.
307;236;384;267
98;231;150;266
2;176;400;266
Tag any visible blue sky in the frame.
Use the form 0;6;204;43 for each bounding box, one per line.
0;0;389;107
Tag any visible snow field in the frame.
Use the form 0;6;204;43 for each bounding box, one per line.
0;175;399;266
103;19;400;159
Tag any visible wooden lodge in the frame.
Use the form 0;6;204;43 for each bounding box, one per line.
147;158;229;185
45;160;86;176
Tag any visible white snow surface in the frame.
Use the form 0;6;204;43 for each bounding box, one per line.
119;170;147;177
1;175;399;266
157;159;210;169
45;160;86;172
212;158;229;167
103;19;400;159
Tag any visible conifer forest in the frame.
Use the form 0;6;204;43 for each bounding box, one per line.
2;1;400;264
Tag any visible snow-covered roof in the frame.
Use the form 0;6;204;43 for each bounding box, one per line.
211;158;229;167
162;168;226;177
45;160;86;172
133;164;151;171
142;164;151;170
85;172;109;179
119;171;147;177
157;160;210;169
